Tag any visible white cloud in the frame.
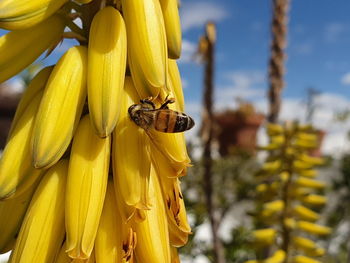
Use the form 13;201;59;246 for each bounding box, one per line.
7;77;25;94
180;2;229;31
275;93;350;156
215;70;266;111
341;72;350;85
179;39;197;64
324;22;346;43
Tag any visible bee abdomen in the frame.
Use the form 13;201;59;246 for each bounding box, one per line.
174;113;195;132
155;110;194;133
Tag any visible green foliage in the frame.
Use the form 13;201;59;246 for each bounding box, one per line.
181;148;259;262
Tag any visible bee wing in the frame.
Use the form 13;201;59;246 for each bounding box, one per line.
140;109;157;129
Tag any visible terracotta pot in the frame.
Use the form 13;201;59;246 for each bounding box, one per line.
309;129;326;157
214;110;265;156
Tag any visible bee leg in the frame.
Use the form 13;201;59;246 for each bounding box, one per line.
160;98;175;109
140;98;156;109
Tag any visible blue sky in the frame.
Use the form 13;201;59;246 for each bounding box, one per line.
2;0;350;154
179;0;350;102
176;0;350;154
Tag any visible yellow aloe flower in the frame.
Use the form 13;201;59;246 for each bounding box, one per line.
266;123;284;136
294;177;325;189
152;154;191;246
87;6;127;137
159;0;181;59
293;205;320;221
65;115;110;260
95;180;135;263
297;221;331;236
0;91;44;199
0;15;65;83
252;228;276;244
292;236;317;251
32;46;87;169
292;255;321;263
122;0;167;98
55;242;71;263
9;160;67;263
0;184;36;253
113;77;151;216
7;66;53;138
0;0;68;30
300;194;327;206
261;200;284;217
264;249;285;263
133;168;171;263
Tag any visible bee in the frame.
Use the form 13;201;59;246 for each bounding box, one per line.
128;98;195;133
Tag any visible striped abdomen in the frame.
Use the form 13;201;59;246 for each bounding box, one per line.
154;109;195;133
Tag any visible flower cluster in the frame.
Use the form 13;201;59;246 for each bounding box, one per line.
0;0;191;262
245;123;330;263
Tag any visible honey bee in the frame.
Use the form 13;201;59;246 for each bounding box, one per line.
128;98;195;133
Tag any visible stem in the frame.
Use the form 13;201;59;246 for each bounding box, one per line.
80;0;103;41
267;0;290;123
201;22;226;263
280;125;294;262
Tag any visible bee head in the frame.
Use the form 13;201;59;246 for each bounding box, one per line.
128;104;142;124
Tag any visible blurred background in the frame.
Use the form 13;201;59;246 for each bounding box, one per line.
2;0;350;262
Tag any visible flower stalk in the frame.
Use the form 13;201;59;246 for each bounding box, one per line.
246;123;329;263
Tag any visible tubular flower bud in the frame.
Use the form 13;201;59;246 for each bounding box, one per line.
294;177;325;189
270;134;285;145
297;221;332;236
122;0;168;98
298;154;325;166
88;6;127;137
160;59;185;112
266;123;284;135
0;0;67;30
284;218;296;229
0;15;64;83
264;249;286;263
153;155;191;246
299;169;317;178
170;246;181;263
9;160;67;263
306;248;325;257
293;205;320;221
133;168;171;263
300;194;327;206
261;200;284;217
0;91;44;199
252;229;276;244
113;77;151;215
65;115;110;260
260;160;282;173
32;46;88;169
7;66;53;138
159;0;182;59
0;183;36;253
292;255;321;263
292;236;317;251
293;160;314;170
95;180;134;263
55;242;72;263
